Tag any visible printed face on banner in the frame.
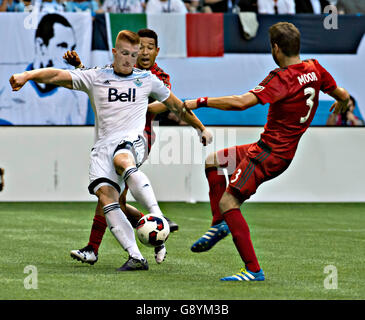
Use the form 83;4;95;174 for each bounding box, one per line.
35;22;76;69
0;13;92;125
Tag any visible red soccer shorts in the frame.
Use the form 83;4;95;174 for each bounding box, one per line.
216;140;292;203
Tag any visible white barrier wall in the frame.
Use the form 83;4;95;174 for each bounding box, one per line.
0;126;364;202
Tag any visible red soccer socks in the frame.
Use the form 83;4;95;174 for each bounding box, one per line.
222;208;261;273
205;167;226;226
88;214;107;254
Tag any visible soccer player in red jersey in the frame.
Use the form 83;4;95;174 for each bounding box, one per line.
65;29;183;265
185;22;350;281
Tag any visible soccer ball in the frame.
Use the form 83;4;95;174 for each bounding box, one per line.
136;214;170;247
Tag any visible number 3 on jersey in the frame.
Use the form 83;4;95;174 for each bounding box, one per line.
231;169;242;183
300;87;315;124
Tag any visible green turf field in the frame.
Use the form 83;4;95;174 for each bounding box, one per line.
0;202;364;300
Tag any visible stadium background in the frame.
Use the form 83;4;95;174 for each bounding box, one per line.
0;12;364;203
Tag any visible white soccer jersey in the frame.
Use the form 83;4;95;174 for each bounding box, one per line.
69;66;170;148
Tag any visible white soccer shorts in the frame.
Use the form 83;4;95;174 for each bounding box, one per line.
88;135;148;195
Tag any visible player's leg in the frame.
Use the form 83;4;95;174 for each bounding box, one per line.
96;184;148;271
115;156;168;264
144;131;179;232
70;201;106;265
113;141;163;217
78;143;148;271
70;188;133;265
119;186;144;227
217;150;264;281
219;191;264;281
123;188;179;232
219;141;291;281
124;204;143;225
191;148;236;252
120;185;166;264
205;151;227;226
121;173;178;231
114;140;168;264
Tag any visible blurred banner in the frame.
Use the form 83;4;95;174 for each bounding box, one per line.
0;12;92;125
103;13;365;57
0;13;364;126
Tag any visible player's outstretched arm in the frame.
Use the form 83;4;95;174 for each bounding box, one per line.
328;87;350;115
162;92;213;146
148;101;168;114
9;68;73;91
185;92;259;111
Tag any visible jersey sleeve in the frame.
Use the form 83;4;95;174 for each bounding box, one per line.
249;70;289;105
159;72;171;90
151;64;172;90
69;68;97;93
315;60;337;94
149;74;171;102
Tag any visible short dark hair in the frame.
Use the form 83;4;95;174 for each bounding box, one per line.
269;22;301;57
35;14;73;46
138;28;158;48
349;95;356;107
116;30;140;46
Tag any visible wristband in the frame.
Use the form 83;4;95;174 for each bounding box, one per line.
197;97;208;108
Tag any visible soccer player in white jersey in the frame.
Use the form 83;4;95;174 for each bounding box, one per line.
64;29;180;266
9;30;213;271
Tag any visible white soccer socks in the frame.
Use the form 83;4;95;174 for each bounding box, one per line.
103;202;144;260
123;167;163;216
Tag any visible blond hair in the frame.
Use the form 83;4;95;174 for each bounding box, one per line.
115;30;140;47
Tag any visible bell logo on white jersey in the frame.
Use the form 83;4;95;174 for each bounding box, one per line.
108;88;136;102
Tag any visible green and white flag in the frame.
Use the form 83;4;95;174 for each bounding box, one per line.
106;13;187;58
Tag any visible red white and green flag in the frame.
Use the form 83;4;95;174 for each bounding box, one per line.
105;13;224;58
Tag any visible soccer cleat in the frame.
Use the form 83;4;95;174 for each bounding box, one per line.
154;244;167;264
117;256;149;271
191;221;230;252
220;268;265;281
164;216;179;232
70;245;98;265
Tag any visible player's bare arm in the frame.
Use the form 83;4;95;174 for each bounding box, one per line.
326;113;337;126
328;87;350;115
162;92;213;146
63;50;84;68
185;92;259;111
9;68;73;91
147;101;168;114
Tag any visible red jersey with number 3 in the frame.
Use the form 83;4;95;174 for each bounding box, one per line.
250;59;337;159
